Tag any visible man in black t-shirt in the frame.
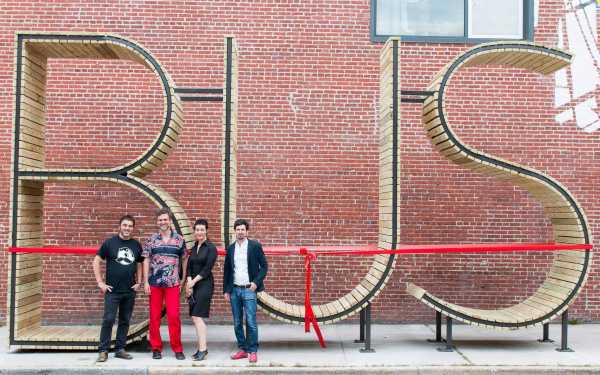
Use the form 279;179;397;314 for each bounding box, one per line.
93;215;144;362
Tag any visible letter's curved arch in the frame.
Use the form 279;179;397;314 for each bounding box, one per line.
15;33;192;238
17;33;184;179
408;42;592;328
9;33;191;348
253;39;401;324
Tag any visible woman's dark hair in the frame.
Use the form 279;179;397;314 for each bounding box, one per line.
194;218;209;230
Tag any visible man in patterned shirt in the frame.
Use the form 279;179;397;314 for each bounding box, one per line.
143;208;188;360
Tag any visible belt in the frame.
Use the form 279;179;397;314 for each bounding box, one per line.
234;284;252;288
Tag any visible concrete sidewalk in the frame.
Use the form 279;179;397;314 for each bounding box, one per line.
1;323;600;374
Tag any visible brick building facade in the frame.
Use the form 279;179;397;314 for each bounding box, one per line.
0;0;599;326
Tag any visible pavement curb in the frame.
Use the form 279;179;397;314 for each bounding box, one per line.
3;367;600;375
0;370;145;375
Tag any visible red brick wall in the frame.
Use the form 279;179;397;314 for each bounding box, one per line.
0;0;599;326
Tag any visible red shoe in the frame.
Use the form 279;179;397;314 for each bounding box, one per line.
248;352;257;363
231;350;248;360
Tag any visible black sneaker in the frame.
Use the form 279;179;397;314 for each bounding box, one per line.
152;350;162;359
96;351;108;362
192;350;207;361
175;352;185;360
114;350;133;360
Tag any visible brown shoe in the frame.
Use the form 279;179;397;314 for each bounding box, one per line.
96;351;108;362
114;350;133;360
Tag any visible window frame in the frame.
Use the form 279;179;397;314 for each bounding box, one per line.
370;0;534;43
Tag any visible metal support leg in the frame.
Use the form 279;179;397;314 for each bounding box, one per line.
359;302;375;353
538;323;553;343
354;307;365;343
428;311;444;343
437;316;454;352
556;310;573;352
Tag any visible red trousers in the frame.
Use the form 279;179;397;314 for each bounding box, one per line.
149;286;183;353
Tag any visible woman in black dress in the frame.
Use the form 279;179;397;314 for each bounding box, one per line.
185;218;217;361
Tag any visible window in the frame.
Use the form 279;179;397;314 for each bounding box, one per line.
371;0;533;43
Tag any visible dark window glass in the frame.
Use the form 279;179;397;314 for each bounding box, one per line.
372;0;532;43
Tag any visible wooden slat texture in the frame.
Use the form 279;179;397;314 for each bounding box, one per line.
13;323;147;350
10;34;184;348
408;41;590;330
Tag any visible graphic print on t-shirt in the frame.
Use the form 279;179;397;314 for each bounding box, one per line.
116;247;135;266
97;236;143;293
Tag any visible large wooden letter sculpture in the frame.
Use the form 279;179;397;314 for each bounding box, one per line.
407;42;592;328
222;36;238;246
7;33;237;349
9;33;588;349
254;38;400;324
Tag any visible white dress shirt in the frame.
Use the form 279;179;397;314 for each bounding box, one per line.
233;239;250;286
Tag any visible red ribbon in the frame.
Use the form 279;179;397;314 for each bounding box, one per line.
300;247;325;348
7;242;592;348
8;242;590;255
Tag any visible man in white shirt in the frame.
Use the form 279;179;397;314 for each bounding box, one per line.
223;219;268;363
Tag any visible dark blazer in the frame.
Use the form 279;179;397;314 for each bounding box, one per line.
223;239;268;294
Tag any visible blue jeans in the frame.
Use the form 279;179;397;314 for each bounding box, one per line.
230;287;258;353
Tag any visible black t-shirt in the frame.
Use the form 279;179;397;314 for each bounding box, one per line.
97;235;144;293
